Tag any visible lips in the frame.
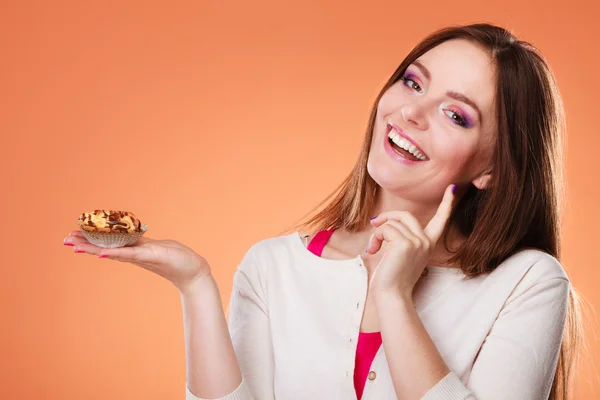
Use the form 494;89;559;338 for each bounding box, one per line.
387;122;428;160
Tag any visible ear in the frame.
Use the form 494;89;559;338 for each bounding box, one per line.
471;170;492;189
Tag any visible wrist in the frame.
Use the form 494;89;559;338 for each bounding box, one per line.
179;273;217;299
373;287;414;308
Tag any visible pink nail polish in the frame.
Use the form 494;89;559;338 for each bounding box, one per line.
74;248;84;253
64;242;74;246
98;255;107;259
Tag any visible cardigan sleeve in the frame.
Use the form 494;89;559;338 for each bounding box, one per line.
422;275;570;400
186;247;275;400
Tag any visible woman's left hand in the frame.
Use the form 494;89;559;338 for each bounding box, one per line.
366;184;457;299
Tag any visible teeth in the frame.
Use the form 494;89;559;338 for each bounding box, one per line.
387;131;427;160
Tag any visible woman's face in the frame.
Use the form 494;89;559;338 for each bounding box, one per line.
367;39;497;202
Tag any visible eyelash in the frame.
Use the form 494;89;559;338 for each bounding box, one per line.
399;74;423;93
399;74;469;128
444;109;468;128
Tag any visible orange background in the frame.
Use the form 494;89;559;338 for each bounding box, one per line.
1;1;599;398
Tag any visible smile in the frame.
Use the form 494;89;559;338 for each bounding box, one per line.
384;123;429;164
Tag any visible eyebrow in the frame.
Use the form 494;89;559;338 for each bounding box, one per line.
411;60;483;122
412;60;431;81
447;91;482;123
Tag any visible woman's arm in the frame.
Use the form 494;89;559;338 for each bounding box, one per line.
180;275;244;399
375;276;570;400
63;231;273;400
374;290;455;400
367;187;568;399
184;247;275;400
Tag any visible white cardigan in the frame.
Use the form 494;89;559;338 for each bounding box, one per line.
186;232;569;400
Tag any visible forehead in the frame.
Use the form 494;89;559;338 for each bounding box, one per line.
414;39;497;121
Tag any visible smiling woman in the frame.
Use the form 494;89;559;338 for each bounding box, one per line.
65;22;581;400
292;23;581;400
366;38;498;201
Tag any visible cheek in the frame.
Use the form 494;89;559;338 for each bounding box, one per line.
376;84;406;116
372;88;404;143
432;137;477;175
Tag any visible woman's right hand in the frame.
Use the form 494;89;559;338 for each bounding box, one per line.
63;230;212;292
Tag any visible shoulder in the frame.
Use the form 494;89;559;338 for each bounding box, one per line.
489;248;570;301
496;248;569;282
237;232;302;272
246;232;300;257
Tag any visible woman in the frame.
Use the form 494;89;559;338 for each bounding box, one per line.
63;23;582;399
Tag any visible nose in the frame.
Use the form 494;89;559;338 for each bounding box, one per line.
401;101;429;130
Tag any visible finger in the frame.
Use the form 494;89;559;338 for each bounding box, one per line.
424;184;456;244
382;220;422;248
64;235;93;247
71;241;104;255
366;223;404;254
370;211;427;243
68;230;85;237
97;244;156;263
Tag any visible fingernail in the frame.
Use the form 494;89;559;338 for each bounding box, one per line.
63;242;74;246
98;254;107;259
74;248;84;253
451;184;457;194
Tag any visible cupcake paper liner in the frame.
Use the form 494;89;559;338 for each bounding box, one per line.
79;224;149;248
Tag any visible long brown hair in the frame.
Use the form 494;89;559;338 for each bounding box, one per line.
290;23;582;400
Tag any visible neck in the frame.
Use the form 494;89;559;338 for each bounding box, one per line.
371;187;444;227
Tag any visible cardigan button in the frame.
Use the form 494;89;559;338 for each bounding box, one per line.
421;267;429;277
368;371;377;381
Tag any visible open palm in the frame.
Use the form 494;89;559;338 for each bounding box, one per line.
63;230;210;291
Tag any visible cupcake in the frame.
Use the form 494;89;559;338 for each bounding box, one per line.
77;209;148;248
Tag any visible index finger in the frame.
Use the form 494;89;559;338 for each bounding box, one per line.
423;184;456;244
98;239;152;261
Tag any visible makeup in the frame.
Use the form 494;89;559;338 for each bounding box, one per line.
443;106;472;128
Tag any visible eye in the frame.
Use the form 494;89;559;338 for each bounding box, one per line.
399;74;423;93
444;109;468;128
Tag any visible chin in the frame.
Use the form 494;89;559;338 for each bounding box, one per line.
367;158;449;203
366;158;405;191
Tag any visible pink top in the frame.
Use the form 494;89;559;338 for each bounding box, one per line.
307;229;382;400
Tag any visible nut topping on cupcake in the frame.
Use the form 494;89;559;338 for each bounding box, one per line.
77;210;143;233
76;209;148;248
